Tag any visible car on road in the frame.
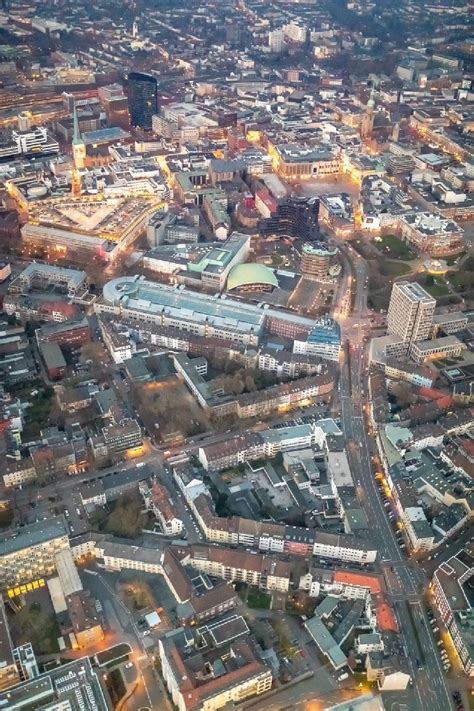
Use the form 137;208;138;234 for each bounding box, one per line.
125;662;134;669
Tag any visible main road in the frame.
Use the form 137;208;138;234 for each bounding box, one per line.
338;246;453;711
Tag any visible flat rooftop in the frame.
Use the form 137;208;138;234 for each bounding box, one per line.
103;276;264;332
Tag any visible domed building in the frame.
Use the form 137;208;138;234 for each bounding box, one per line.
227;263;278;292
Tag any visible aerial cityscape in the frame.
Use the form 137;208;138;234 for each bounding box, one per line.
0;1;472;710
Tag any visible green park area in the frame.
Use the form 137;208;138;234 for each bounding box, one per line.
448;257;474;293
247;589;272;610
379;261;411;277
423;275;450;297
377;234;416;260
91;491;149;539
236;582;272;609
10;600;60;655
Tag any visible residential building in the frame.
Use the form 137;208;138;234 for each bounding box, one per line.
159;616;272;711
140;480;184;535
66;592;104;649
402;507;434;552
0;517;70;588
183;545;291;592
14;263;87;296
163;547;238;625
95;539;163;574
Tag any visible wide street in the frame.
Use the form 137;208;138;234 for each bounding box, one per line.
338;247;454;711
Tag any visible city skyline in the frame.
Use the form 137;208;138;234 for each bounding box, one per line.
0;2;472;711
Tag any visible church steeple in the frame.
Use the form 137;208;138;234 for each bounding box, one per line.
367;87;376;111
360;87;376;140
72;102;82;145
72;102;86;169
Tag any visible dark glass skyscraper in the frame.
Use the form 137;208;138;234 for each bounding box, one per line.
127;72;158;130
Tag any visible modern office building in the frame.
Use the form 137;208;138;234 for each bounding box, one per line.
102;420;142;454
387;282;436;344
143;233;251;292
0;126;59;160
127;72;158;129
432;548;474;676
98;276;319;346
300;242;339;279
0;656;109;710
260;196;320;240
293;317;342;361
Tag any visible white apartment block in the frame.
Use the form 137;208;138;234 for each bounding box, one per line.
387;281;436;343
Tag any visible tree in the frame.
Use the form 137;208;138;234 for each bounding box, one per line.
244;375;257;392
231;375;245;395
391;381;417;408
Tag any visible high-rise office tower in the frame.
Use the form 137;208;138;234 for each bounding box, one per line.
387;281;436;344
127;72;158;130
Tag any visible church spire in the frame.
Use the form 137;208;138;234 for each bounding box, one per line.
72;102;82;145
72;101;86;169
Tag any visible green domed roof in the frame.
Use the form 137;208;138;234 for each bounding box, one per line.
227;263;278;291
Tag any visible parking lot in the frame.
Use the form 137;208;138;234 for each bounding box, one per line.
289;278;335;315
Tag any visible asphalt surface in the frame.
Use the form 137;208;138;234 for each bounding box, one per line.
338;247;454;711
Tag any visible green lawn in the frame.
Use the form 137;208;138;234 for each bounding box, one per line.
449;271;474;292
445;251;466;266
246;588;272;610
380;260;411;277
424;277;450;297
378;234;416;260
368;290;391;312
12;602;60;655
